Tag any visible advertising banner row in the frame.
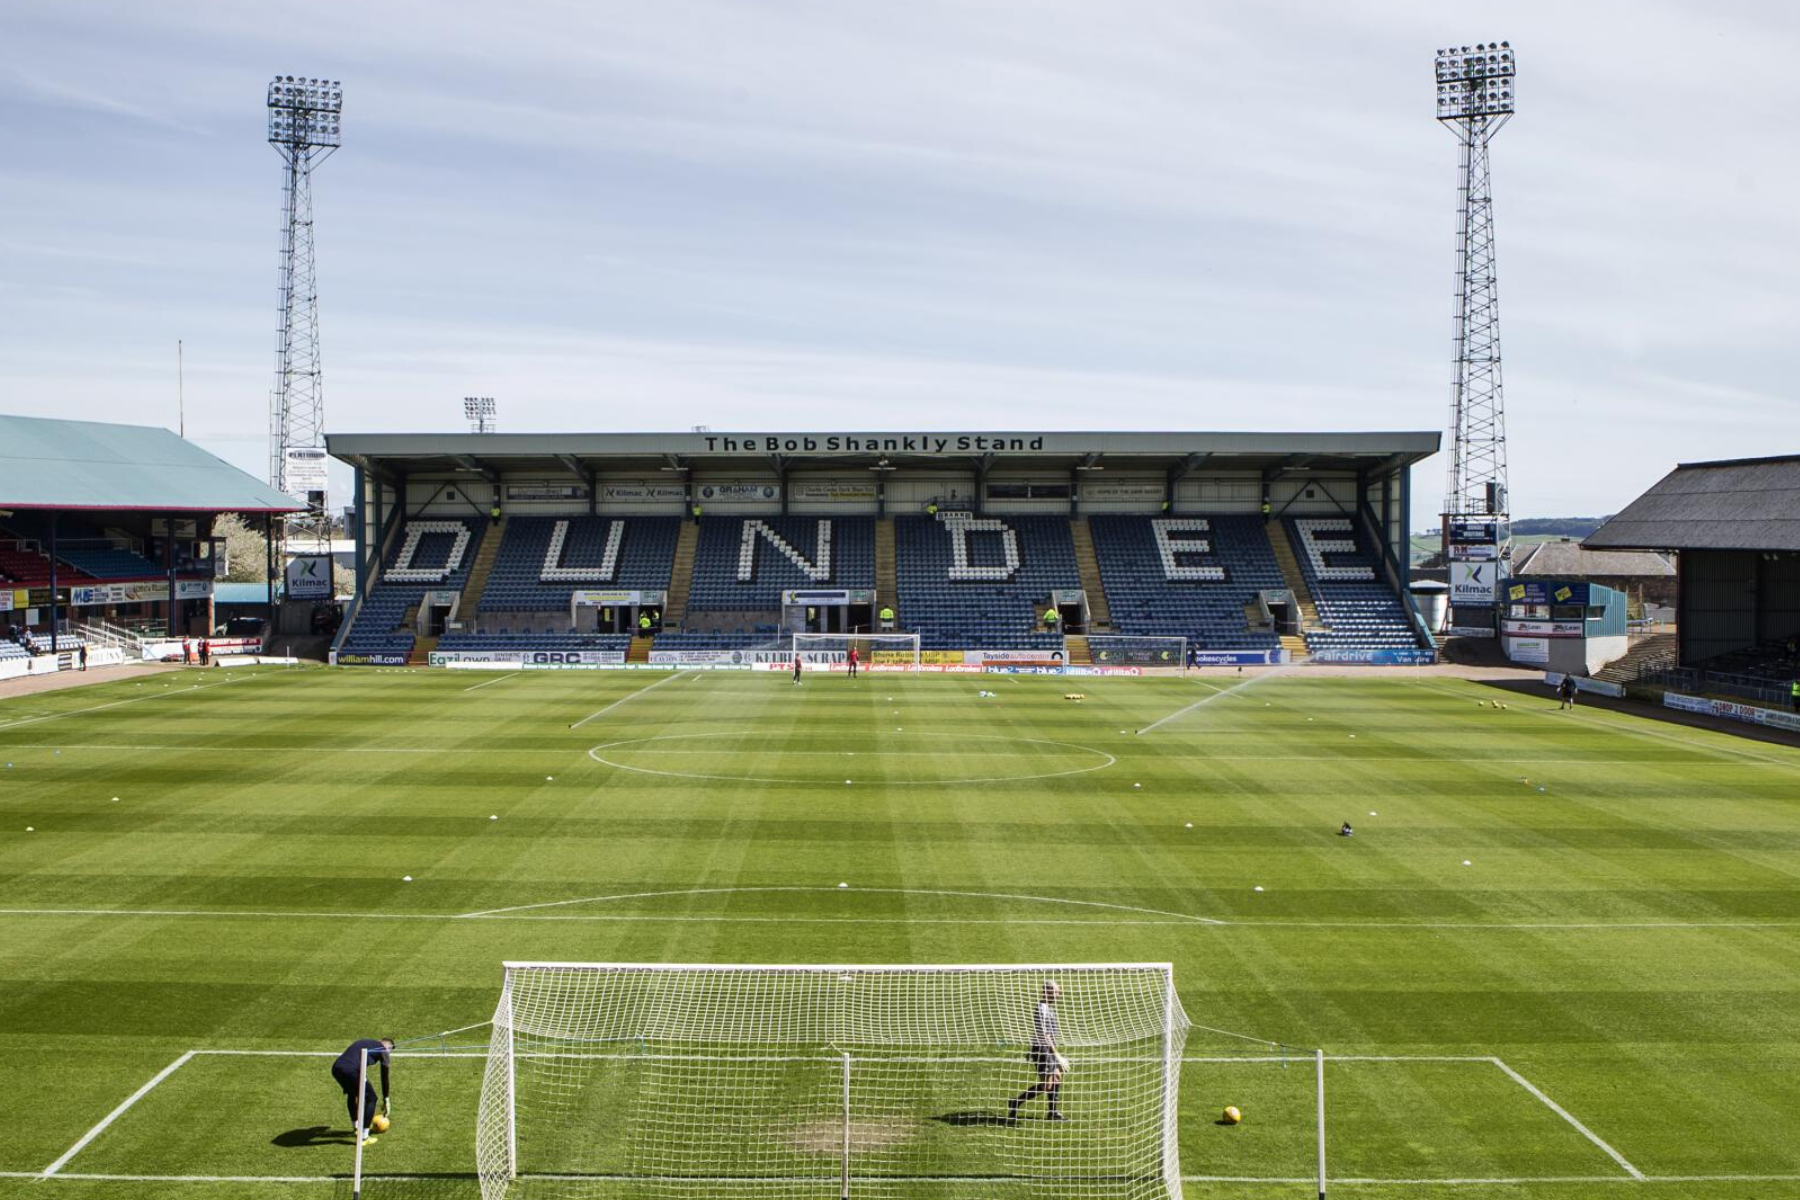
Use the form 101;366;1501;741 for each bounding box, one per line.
430;650;627;667
1665;691;1800;734
0;646;126;681
1543;672;1625;699
70;579;214;608
1309;648;1439;666
140;636;263;662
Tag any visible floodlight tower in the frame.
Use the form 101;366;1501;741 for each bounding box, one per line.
267;75;343;553
1436;42;1515;626
464;396;498;434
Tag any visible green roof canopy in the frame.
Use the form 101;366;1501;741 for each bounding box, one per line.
0;414;300;513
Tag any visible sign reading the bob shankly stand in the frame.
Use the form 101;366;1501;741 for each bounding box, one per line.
700;434;1053;455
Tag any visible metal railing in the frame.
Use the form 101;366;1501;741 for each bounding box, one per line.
1641;666;1792;709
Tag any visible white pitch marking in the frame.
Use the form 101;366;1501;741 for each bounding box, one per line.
0;674;268;733
586;730;1117;786
11;1171;1800;1186
1491;1058;1644;1180
463;670;524;693
456;883;1224;924
41;1052;194;1176
568;671;691;729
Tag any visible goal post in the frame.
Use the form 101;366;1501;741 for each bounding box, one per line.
1084;636;1188;673
476;962;1191;1200
792;632;922;672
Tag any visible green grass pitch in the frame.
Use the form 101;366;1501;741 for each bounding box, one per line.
3;664;1800;1199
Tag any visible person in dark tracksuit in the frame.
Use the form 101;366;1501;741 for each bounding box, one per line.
332;1038;393;1142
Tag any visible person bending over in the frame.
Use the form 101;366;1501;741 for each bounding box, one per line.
331;1037;393;1143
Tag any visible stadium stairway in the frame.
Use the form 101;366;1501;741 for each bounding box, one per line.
1265;521;1322;631
876;518;897;625
408;635;437;666
1280;633;1308;661
629;634;654;662
1596;632;1678;684
459;519;506;613
1069;518;1113;632
664;521;698;629
1064;633;1091;665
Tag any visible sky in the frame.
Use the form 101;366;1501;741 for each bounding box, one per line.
2;0;1797;520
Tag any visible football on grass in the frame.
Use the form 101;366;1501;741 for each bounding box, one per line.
1222;1106;1242;1125
372;1114;391;1133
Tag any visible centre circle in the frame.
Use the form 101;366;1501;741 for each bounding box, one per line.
587;731;1116;785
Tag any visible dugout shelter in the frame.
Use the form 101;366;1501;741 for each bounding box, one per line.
325;429;1439;669
0;414;298;674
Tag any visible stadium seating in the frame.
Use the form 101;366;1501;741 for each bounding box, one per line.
685;515;874;623
435;631;633;654
338;517;485;660
477;516;680;612
0;642;28;661
1087;515;1284;651
53;547;162;579
894;513;1076;650
1286;517;1421;653
0;548;66;586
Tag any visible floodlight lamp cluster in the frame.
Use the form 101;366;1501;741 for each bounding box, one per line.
267;75;344;147
464;397;498;418
1435;42;1515;119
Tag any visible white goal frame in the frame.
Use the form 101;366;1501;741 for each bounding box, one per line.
1082;635;1189;673
792;631;922;672
476;961;1190;1200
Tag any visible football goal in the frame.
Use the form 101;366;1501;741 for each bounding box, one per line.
792;632;922;672
1084;636;1188;672
475;962;1190;1199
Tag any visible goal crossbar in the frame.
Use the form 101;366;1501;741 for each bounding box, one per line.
477;962;1190;1200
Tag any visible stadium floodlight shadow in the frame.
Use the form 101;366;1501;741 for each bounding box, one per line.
272;1124;356;1148
933;1109;1016;1127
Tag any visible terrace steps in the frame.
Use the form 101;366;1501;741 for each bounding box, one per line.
1280;633;1309;662
1266;522;1322;630
875;518;897;624
1064;633;1091;666
407;635;437;666
628;635;654;663
1070;518;1112;631
1596;632;1679;684
663;521;698;629
459;519;506;613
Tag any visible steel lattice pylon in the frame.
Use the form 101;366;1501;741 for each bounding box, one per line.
1435;44;1515;525
267;75;343;554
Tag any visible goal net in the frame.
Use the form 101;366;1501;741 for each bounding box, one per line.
1084;636;1188;672
475;962;1190;1200
792;632;922;672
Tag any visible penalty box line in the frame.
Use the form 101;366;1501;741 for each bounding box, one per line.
40;1051;195;1177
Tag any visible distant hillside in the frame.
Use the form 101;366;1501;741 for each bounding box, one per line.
1409;517;1615;564
1512;517;1611;538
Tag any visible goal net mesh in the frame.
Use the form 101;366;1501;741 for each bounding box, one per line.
476;963;1189;1200
1085;637;1187;671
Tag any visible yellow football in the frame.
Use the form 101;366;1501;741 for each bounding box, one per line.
371;1114;391;1133
1222;1106;1242;1125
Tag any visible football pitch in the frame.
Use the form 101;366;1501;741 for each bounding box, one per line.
3;664;1800;1199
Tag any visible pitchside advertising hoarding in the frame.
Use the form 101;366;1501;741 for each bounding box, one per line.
430;650;627;667
1666;692;1800;734
1309;648;1439;666
69;579;213;608
1447;521;1504;562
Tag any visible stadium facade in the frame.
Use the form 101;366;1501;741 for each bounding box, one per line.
324;429;1440;670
